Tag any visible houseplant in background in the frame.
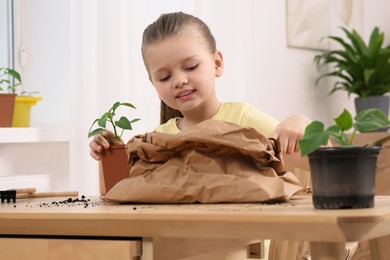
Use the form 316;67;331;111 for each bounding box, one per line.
298;108;390;209
8;68;42;127
0;67;20;127
314;26;390;130
0;67;42;127
88;101;140;195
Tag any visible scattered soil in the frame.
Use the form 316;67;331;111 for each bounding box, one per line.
17;195;104;208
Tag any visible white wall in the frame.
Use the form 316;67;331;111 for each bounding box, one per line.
11;0;390;194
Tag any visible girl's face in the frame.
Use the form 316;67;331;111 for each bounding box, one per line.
144;27;223;115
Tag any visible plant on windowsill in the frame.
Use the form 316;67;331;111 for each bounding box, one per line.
0;67;20;127
298;108;390;209
314;26;390;129
88;101;140;195
0;67;42;127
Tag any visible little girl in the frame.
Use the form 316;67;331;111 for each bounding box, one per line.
90;11;311;170
89;11;314;259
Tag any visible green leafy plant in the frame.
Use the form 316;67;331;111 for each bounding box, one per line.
314;27;390;97
299;108;390;156
0;67;22;93
88;101;141;143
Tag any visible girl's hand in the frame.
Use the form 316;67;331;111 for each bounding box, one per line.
89;130;123;161
270;114;311;155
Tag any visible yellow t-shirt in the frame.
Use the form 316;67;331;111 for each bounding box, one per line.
154;102;279;137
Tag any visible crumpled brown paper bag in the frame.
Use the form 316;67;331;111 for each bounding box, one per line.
104;119;303;203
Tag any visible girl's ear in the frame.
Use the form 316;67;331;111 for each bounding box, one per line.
214;50;224;77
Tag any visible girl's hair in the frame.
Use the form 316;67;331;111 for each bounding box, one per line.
142;12;217;124
142;12;216;59
160;100;183;125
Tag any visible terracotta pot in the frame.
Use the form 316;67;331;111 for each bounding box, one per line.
99;144;131;195
309;146;381;209
0;93;16;127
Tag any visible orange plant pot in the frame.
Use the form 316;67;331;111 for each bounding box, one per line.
0;94;16;127
99;145;131;195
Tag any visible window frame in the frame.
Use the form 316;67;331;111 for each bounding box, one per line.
0;0;14;68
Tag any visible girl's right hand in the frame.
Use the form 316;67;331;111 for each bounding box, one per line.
89;130;123;161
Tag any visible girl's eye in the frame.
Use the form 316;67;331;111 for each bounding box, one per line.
186;64;198;71
159;75;171;82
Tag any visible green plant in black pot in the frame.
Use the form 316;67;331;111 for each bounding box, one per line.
298;108;390;209
314;27;390;120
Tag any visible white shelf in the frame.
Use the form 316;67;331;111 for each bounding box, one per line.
0;127;70;143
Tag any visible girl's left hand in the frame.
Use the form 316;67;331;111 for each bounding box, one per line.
270;114;311;155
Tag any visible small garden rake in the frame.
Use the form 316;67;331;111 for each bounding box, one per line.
0;188;79;203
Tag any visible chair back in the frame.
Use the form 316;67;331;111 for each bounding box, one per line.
268;240;310;260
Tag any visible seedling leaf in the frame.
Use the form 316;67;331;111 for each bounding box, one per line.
88;128;104;138
299;108;390;157
87;101;140;141
299;131;329;157
116;117;132;130
334;109;353;131
299;121;329;156
98;113;108;128
354;108;390;132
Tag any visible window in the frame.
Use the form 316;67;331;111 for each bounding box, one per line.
0;0;13;68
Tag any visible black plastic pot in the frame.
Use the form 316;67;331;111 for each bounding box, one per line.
308;146;382;209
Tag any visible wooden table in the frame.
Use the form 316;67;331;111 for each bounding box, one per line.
1;195;390;259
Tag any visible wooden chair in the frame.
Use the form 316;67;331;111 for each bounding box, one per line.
268;240;358;260
268;240;310;260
